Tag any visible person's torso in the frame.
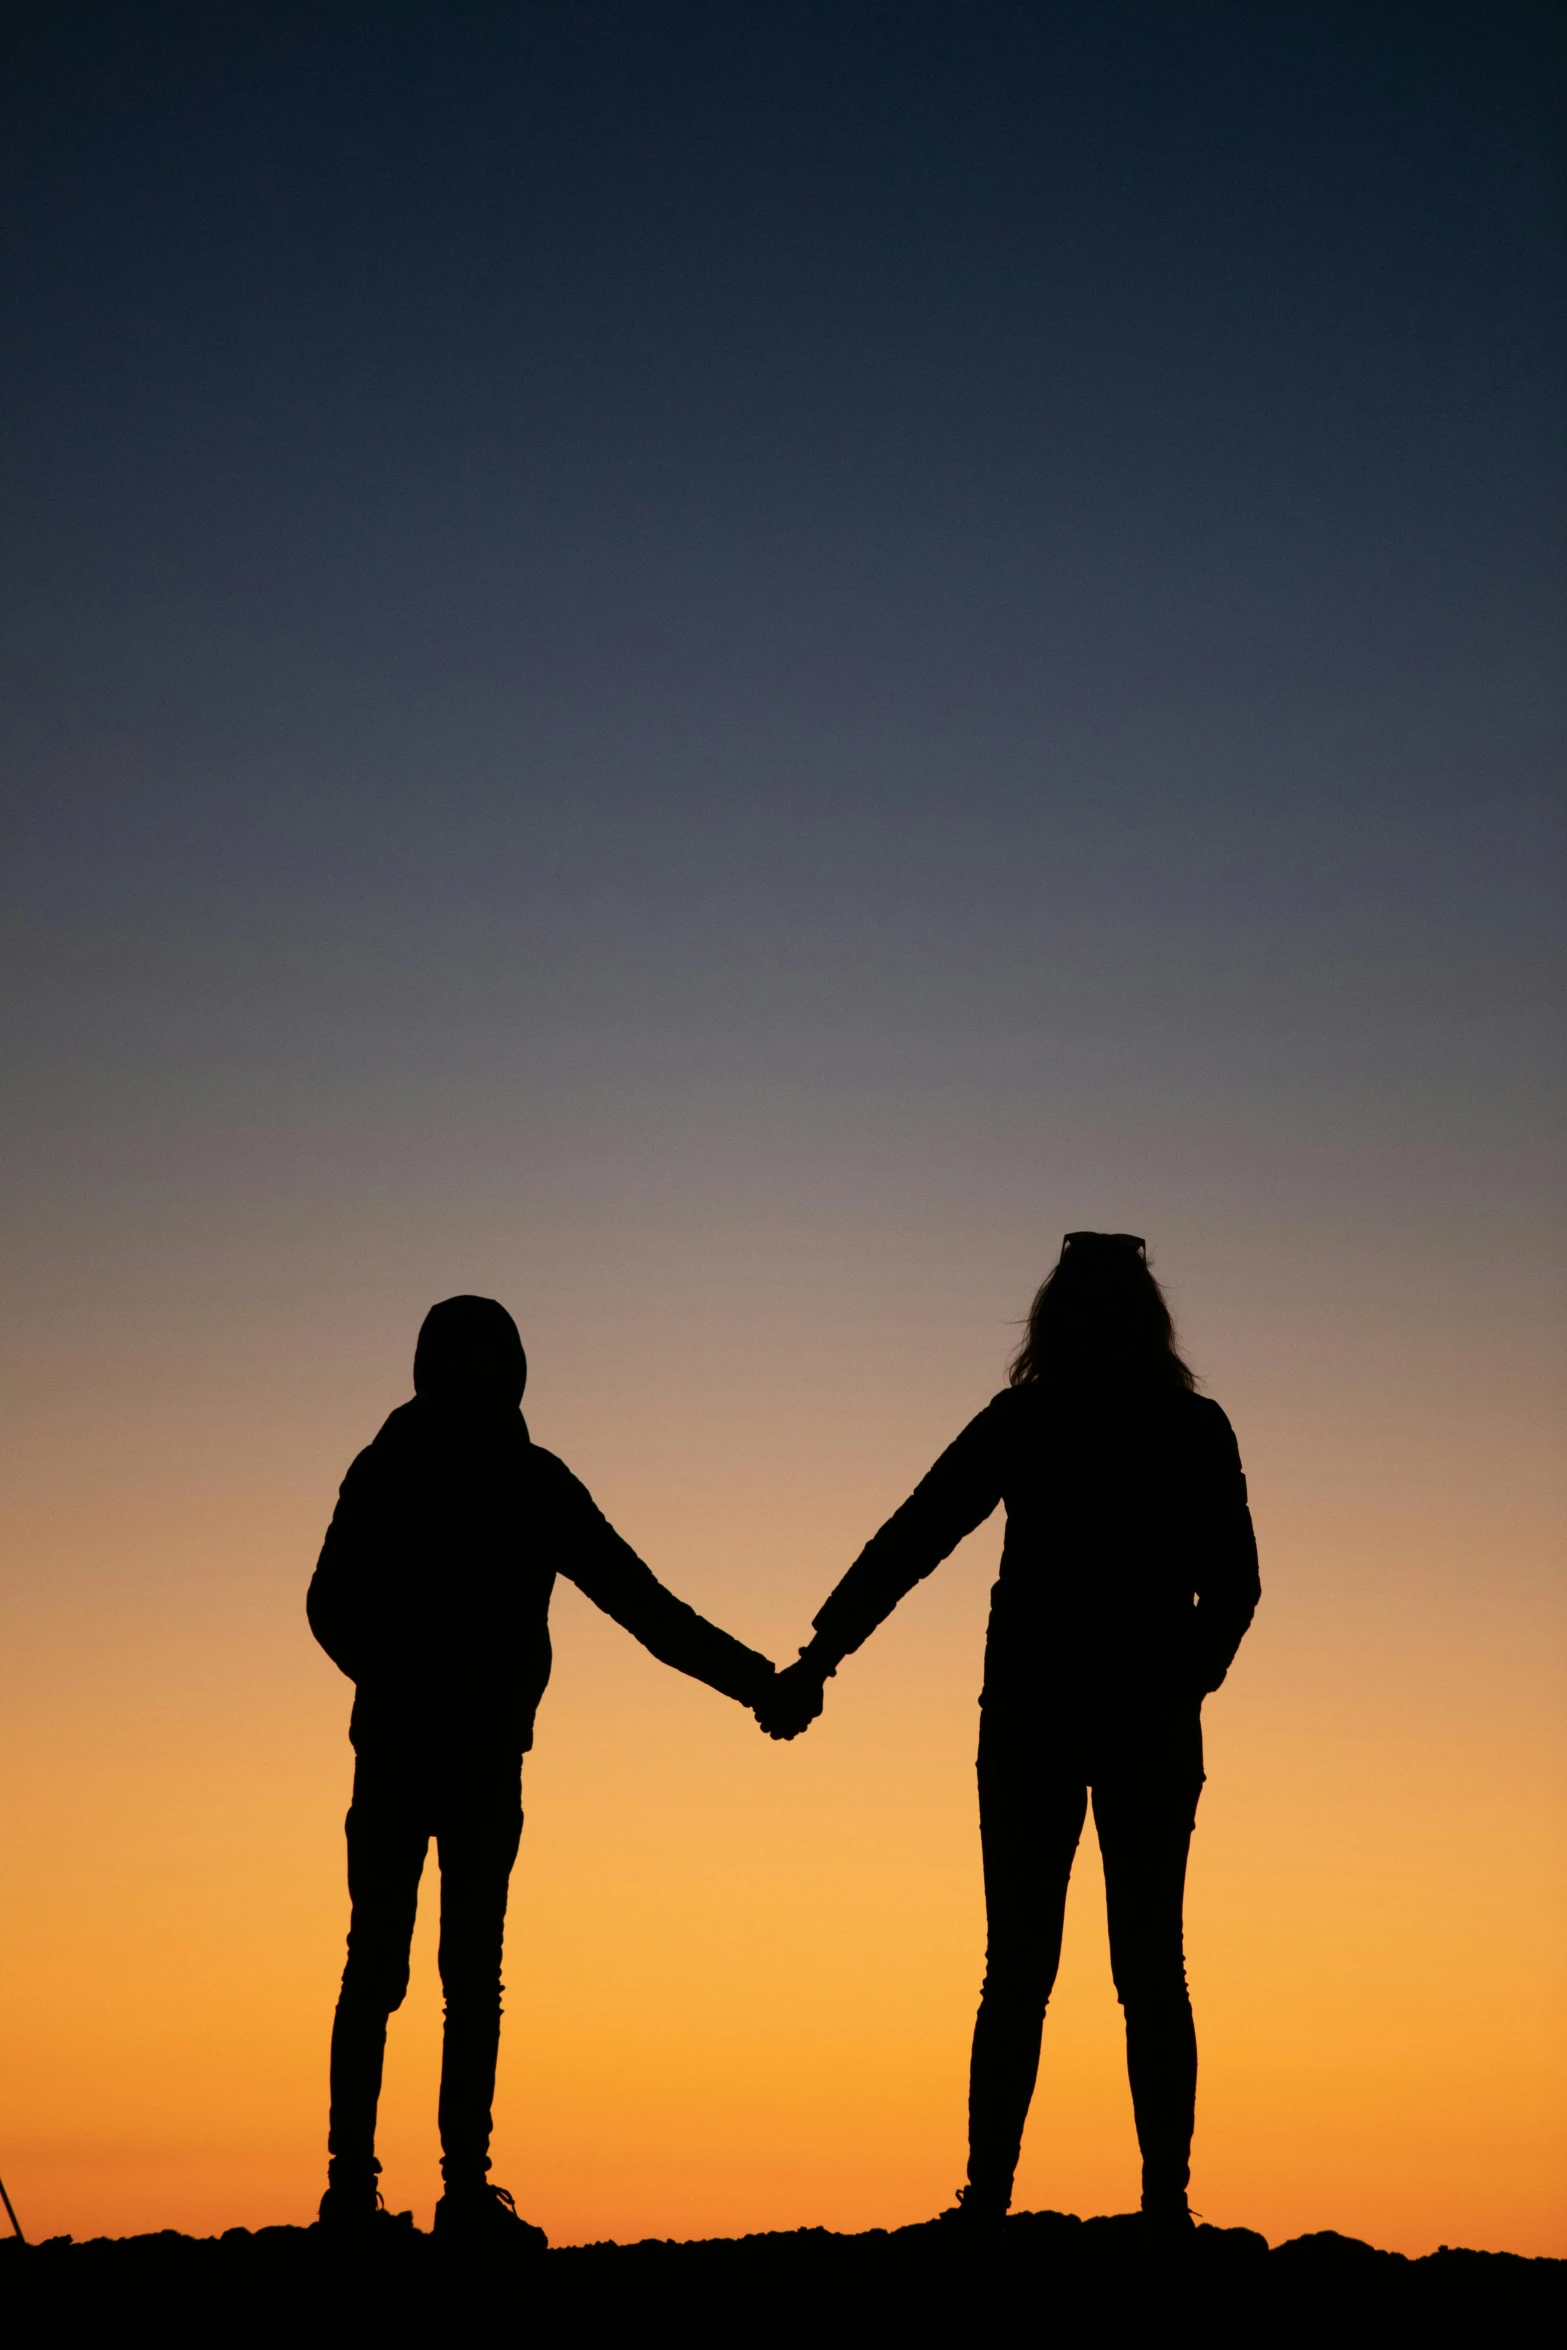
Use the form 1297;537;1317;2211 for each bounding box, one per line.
981;1381;1229;1711
343;1402;567;1751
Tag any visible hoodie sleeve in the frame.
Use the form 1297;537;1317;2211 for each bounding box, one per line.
1190;1403;1261;1693
306;1447;384;1682
807;1396;1010;1669
548;1460;774;1706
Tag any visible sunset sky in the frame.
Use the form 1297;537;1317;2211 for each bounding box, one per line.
3;1;1562;2256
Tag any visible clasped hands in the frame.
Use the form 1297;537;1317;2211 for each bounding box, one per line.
753;1648;832;1741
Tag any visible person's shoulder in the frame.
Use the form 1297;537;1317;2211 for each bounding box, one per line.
522;1443;582;1497
522;1446;607;1530
331;1404;416;1505
333;1445;378;1505
973;1383;1046;1444
358;1399;422;1462
1185;1391;1233;1432
1176;1390;1241;1456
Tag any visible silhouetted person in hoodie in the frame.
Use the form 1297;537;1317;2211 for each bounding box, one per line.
756;1234;1259;2232
308;1296;775;2244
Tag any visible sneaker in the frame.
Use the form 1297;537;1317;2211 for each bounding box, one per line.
316;2181;415;2238
1140;2190;1196;2239
433;2181;548;2251
936;2183;1009;2227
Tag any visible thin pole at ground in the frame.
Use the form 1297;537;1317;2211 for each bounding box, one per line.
0;2175;25;2243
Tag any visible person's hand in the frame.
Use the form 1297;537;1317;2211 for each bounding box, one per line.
754;1656;828;1741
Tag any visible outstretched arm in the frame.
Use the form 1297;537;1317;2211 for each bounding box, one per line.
554;1462;775;1708
757;1398;1009;1738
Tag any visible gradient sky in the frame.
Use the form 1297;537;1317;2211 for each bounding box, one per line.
3;1;1563;2255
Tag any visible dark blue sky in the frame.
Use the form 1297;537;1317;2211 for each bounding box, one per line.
4;2;1561;1461
4;12;1564;2258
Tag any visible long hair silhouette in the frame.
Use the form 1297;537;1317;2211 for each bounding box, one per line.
1009;1232;1196;1392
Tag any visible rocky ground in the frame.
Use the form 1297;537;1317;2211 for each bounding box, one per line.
3;2209;1560;2337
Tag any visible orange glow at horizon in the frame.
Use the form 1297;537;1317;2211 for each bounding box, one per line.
3;1245;1562;2257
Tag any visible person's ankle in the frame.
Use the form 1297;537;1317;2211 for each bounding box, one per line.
326;2155;381;2188
318;2172;382;2228
945;2179;1010;2222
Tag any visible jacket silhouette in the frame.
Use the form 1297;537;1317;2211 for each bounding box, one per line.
809;1380;1257;1709
308;1295;772;2242
764;1233;1259;2226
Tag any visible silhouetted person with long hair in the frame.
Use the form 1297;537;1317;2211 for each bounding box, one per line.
757;1235;1259;2232
308;1296;775;2244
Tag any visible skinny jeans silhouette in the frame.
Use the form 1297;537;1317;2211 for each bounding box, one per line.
328;1743;523;2187
966;1699;1204;2209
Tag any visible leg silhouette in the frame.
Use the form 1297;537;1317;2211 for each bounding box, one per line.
1094;1760;1203;2212
433;1773;523;2185
327;1748;525;2201
965;1713;1086;2212
963;1705;1204;2218
327;1757;429;2193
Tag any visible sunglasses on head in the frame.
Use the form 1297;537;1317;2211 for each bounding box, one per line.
1061;1231;1147;1260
